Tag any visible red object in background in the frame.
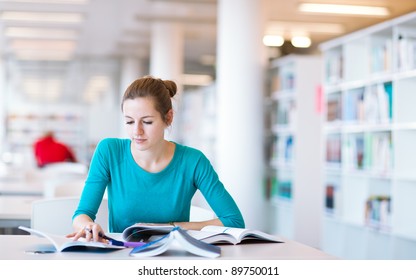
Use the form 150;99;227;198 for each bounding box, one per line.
34;133;76;167
315;84;323;114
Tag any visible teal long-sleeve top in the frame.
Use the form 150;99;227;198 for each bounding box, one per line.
73;138;245;232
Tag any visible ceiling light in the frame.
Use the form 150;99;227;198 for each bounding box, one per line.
266;21;345;35
5;27;79;39
263;35;284;47
10;39;76;51
0;11;84;23
291;36;311;48
14;50;73;61
298;3;390;17
0;0;88;3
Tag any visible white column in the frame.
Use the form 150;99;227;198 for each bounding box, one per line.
0;58;5;154
216;0;268;230
119;57;145;138
120;57;144;95
150;21;184;142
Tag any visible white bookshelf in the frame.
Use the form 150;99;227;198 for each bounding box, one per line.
265;54;323;248
179;84;217;166
320;11;416;259
179;84;217;210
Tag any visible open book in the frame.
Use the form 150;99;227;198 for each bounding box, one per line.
121;224;174;242
129;227;220;258
18;226;125;252
188;226;283;245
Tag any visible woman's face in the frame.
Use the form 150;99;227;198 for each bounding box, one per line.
123;97;170;151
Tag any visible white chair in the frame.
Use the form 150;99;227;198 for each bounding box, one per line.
39;162;88;198
190;205;216;222
40;162;88;176
31;197;108;235
43;176;86;198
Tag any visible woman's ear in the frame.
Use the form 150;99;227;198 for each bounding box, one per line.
165;109;174;126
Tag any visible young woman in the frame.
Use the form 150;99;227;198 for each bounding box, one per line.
70;76;244;242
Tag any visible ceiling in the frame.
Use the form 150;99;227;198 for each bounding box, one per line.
0;0;416;89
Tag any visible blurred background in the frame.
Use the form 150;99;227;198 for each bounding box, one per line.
1;0;415;164
1;0;416;259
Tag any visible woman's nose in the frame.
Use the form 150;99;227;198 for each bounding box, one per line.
134;123;144;135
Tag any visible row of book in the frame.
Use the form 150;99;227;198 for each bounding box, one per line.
325;50;343;84
325;185;392;230
269;135;294;163
275;100;296;126
371;39;392;73
325;34;416;84
365;195;391;229
326;132;392;173
265;174;292;201
326;134;342;164
397;32;416;71
342;82;392;123
343;132;392;173
270;71;295;92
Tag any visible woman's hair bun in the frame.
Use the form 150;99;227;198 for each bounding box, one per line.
163;80;177;98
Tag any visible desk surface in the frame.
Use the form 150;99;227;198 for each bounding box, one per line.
0;235;337;260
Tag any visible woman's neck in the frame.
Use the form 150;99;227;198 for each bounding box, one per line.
131;140;175;172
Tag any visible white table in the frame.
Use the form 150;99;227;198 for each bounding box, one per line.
0;234;337;260
0;181;44;196
0;196;38;228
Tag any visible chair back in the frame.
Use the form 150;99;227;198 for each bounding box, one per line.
31;197;108;235
43;177;86;198
41;162;88;175
190;205;216;222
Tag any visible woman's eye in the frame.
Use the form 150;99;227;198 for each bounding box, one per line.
143;121;153;125
126;121;134;125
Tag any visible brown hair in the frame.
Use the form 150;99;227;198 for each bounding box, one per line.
121;75;177;124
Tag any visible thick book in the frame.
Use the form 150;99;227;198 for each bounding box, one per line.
129;227;221;258
188;225;283;245
18;226;125;252
121;224;174;242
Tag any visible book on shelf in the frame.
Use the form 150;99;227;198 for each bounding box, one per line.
187;225;283;245
325;50;343;84
326;93;342;122
129;227;221;258
326;134;342;164
325;185;335;210
365;195;392;229
397;32;416;71
371;39;392;73
18;226;125;252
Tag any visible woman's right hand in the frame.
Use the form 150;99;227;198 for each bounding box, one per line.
67;218;106;243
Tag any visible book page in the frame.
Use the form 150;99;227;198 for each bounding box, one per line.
122;224;174;241
200;226;282;243
18;226;125;251
130;228;220;258
201;226;246;241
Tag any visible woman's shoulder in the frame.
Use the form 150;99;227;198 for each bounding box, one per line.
174;142;206;160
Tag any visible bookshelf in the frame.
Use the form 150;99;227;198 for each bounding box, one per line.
180;84;217;165
265;54;323;248
180;84;217;209
320;11;416;259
